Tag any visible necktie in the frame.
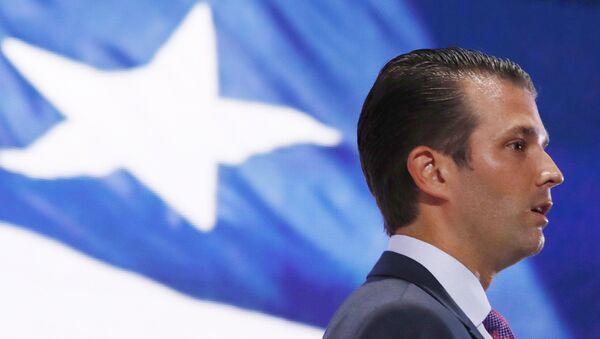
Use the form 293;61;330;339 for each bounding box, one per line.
482;309;515;339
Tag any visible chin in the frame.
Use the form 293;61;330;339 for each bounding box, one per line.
523;231;545;257
533;233;546;254
508;231;545;264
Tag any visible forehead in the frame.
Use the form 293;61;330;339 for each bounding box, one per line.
462;76;548;144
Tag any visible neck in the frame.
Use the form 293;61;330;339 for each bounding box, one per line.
395;215;498;290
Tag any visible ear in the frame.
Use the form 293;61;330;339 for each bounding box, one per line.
406;146;451;200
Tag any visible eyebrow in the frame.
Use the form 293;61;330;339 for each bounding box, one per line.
504;125;550;147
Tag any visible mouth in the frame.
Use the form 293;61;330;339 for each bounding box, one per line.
530;201;552;216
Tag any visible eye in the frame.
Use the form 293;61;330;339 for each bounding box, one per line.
508;140;527;152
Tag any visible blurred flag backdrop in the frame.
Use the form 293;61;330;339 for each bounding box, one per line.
0;0;598;338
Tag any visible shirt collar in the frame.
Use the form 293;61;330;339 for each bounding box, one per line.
387;234;491;328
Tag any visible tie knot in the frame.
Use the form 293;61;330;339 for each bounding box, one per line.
483;309;515;339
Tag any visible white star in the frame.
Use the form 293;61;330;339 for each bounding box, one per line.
0;3;341;232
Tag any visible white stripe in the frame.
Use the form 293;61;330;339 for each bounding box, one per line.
0;222;323;339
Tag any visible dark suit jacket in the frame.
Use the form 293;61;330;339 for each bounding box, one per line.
323;251;485;339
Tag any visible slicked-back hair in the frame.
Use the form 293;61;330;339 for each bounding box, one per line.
358;47;536;236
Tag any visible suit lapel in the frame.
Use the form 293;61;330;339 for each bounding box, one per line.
367;251;485;339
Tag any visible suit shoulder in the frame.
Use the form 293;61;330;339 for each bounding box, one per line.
356;301;456;339
324;279;468;339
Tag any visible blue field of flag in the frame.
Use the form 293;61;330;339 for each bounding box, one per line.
0;1;598;338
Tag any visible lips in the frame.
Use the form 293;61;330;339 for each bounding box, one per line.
531;201;553;216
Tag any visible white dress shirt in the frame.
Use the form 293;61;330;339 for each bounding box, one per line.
387;235;492;339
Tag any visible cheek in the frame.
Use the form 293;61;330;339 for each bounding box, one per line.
471;151;529;195
455;165;525;219
484;194;524;223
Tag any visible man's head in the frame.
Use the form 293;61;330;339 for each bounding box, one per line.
358;48;563;266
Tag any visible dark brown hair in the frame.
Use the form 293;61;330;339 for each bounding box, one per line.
357;47;536;235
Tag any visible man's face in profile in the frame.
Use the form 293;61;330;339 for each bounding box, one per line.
449;76;564;269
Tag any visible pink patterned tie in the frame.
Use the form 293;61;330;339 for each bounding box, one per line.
483;309;515;339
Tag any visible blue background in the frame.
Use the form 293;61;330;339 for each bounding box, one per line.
0;0;598;337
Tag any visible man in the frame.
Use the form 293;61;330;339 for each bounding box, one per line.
323;48;564;338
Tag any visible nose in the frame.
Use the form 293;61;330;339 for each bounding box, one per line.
536;151;564;188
